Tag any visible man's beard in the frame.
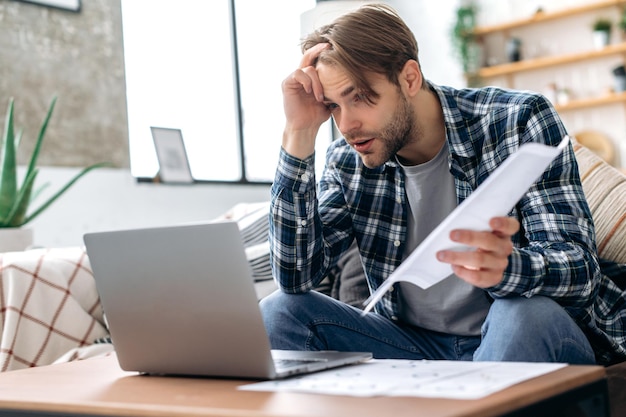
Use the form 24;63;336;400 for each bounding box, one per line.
380;93;418;163
345;93;418;168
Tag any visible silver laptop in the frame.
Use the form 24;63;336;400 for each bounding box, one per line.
83;221;371;379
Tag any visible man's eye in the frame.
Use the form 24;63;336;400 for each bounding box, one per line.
326;103;339;111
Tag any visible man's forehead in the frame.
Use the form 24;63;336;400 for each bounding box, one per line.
317;62;387;100
316;62;356;97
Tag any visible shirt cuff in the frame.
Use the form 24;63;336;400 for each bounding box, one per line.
273;147;317;193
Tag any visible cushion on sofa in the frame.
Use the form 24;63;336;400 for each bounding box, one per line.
573;141;626;264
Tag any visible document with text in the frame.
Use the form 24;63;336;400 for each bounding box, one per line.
240;359;567;399
361;136;571;315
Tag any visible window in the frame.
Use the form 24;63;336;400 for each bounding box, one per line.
121;0;330;183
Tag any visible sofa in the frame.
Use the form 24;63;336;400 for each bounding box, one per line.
0;141;624;415
572;141;626;417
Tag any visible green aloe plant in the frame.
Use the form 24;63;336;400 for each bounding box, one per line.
0;96;109;228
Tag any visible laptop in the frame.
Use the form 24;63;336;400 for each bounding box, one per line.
83;221;371;379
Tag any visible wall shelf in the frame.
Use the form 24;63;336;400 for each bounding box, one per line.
470;1;626;112
476;42;626;78
554;90;626;112
473;0;626;36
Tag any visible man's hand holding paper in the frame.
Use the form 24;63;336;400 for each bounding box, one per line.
361;136;571;315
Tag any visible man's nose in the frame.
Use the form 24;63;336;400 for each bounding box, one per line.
335;109;361;136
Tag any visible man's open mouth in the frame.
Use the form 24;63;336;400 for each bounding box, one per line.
352;138;374;152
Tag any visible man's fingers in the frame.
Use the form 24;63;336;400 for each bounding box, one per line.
446;229;511;256
435;216;519;288
440;249;509;272
489;216;520;236
286;68;313;94
302;66;325;101
299;43;330;68
285;66;324;101
295;43;329;101
450;263;505;288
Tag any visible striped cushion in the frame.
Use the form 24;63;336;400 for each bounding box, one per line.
574;142;626;264
218;201;273;282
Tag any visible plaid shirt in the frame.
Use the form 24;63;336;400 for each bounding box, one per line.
270;82;626;365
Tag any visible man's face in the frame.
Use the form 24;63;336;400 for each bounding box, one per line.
317;62;418;168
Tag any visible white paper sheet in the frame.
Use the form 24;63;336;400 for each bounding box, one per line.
239;359;567;399
361;136;571;315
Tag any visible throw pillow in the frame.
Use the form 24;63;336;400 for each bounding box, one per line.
573;141;626;264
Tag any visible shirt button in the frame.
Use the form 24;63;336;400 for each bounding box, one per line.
393;240;401;247
300;219;307;227
301;173;310;182
396;197;401;204
388;286;394;292
391;316;398;321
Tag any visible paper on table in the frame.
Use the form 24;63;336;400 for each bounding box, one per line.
239;359;566;399
361;136;571;315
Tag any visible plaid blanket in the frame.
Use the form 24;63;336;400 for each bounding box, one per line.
0;203;275;372
0;247;109;372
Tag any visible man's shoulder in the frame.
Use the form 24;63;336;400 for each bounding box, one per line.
434;83;549;111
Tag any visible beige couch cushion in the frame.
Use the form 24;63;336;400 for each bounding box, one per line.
573;141;626;264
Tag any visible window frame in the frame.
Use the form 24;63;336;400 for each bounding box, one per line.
130;0;331;186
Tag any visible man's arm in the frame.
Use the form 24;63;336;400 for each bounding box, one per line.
281;43;331;159
269;43;336;293
439;93;599;308
492;138;600;307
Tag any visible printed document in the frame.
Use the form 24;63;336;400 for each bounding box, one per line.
240;359;566;399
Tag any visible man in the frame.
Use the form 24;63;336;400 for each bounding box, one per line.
260;3;626;365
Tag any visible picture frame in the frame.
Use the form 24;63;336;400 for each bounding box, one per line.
150;127;194;184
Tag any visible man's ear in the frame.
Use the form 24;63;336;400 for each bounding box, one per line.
400;60;422;97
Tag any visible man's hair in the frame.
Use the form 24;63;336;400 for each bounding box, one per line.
302;3;423;100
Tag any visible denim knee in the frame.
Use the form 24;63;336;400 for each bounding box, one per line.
259;290;317;321
488;297;559;330
475;296;595;363
258;290;326;350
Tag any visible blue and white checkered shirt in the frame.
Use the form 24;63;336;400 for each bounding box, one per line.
270;82;626;365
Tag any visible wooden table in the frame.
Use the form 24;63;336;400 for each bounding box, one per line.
0;354;609;417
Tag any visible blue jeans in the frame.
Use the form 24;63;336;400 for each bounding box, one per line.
259;290;596;364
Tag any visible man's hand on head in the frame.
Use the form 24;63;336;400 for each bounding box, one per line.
281;43;331;159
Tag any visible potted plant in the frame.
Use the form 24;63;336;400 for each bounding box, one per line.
592;18;612;49
451;3;482;84
1;96;109;252
619;8;626;40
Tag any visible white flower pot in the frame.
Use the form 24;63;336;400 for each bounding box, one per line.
0;228;34;253
593;30;610;50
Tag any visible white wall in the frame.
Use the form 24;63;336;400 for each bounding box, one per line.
389;0;465;88
26;167;271;248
